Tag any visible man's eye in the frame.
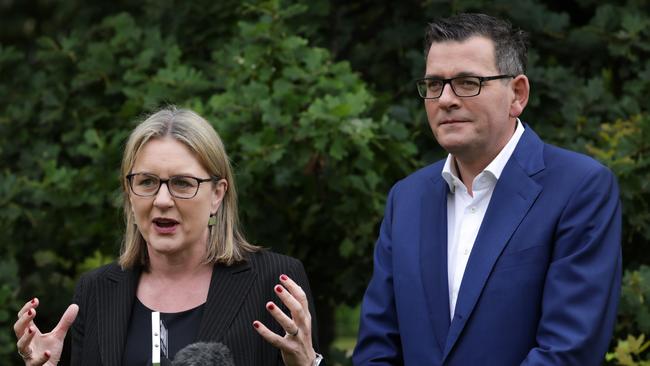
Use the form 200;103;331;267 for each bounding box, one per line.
457;78;479;87
427;81;443;89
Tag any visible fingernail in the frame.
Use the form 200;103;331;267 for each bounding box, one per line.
31;298;36;305
44;350;51;358
28;327;32;334
253;321;260;329
267;303;275;310
27;309;33;316
280;274;288;281
275;285;283;293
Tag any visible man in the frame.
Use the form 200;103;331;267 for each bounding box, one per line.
353;13;621;365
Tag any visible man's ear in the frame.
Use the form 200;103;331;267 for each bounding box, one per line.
509;74;530;118
211;179;228;214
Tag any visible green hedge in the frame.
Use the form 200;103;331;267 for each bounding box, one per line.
1;0;649;363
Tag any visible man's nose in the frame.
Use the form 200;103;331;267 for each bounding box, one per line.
437;83;460;108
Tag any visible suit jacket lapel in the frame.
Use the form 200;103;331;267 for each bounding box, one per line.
420;174;451;352
443;128;545;361
93;260;256;364
96;265;139;366
196;259;256;340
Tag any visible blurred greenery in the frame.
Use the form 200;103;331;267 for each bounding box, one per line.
608;266;650;364
1;0;649;364
330;303;359;364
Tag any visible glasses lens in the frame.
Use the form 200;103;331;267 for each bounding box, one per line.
131;174;160;196
169;176;199;198
418;79;444;98
451;76;481;96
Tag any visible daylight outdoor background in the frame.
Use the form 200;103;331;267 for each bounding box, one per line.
1;0;649;364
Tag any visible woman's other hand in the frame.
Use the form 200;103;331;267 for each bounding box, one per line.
13;298;79;365
254;275;318;366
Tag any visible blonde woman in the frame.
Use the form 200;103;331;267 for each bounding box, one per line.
14;107;322;366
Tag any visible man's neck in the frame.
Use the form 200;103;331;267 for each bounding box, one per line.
452;120;520;195
453;157;481;197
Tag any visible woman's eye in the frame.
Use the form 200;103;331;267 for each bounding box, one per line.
138;178;156;186
172;178;195;188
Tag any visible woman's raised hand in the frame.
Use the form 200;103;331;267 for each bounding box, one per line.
254;275;318;366
13;298;79;365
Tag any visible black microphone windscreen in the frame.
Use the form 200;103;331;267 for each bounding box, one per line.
172;342;235;366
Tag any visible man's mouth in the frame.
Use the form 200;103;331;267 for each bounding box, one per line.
440;119;467;125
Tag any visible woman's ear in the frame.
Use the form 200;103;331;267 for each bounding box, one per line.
211;179;228;214
128;194;136;216
509;74;530;118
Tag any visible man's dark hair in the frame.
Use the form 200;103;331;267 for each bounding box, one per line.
424;13;528;75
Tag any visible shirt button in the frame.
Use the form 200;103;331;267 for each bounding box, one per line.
464;248;470;255
470;206;477;213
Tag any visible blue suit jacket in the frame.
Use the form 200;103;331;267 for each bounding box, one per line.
353;127;622;365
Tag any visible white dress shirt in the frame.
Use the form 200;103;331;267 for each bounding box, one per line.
441;120;525;319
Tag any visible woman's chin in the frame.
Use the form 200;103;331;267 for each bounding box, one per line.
146;240;184;256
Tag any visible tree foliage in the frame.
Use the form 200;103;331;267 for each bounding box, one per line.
0;0;417;362
1;0;649;364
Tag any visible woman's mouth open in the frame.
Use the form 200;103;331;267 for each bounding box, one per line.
152;218;179;234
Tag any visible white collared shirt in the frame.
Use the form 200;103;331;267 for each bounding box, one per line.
441;120;525;319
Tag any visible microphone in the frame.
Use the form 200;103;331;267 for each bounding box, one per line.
171;342;236;366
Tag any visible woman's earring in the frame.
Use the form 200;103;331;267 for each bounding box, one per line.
208;214;217;227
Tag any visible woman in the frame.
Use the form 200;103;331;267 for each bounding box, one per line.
13;107;322;365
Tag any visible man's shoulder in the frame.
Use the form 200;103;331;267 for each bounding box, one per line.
519;123;612;175
541;141;612;176
392;159;446;193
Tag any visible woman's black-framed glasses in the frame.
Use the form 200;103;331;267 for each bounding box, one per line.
415;75;514;99
126;173;218;199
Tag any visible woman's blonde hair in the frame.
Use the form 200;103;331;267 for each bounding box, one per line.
118;106;258;269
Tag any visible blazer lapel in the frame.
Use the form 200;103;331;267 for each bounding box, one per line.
420;175;451;352
196;260;256;340
96;265;139;366
443;128;545;361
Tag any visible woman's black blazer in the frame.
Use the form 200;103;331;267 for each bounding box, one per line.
65;250;318;365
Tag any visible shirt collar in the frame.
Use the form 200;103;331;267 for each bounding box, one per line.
441;119;525;192
442;155;463;193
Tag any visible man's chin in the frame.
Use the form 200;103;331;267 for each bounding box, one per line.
435;134;470;152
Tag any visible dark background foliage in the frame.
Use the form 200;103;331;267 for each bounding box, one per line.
1;0;649;364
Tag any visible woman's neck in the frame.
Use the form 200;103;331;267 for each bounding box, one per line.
138;260;213;312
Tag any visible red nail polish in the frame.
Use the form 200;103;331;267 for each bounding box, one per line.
28;327;32;334
31;298;36;305
280;274;288;281
253;322;260;329
27;309;33;316
267;303;275;310
275;285;283;293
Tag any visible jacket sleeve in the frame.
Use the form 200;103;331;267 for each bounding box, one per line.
522;165;622;365
353;185;404;365
68;271;89;366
